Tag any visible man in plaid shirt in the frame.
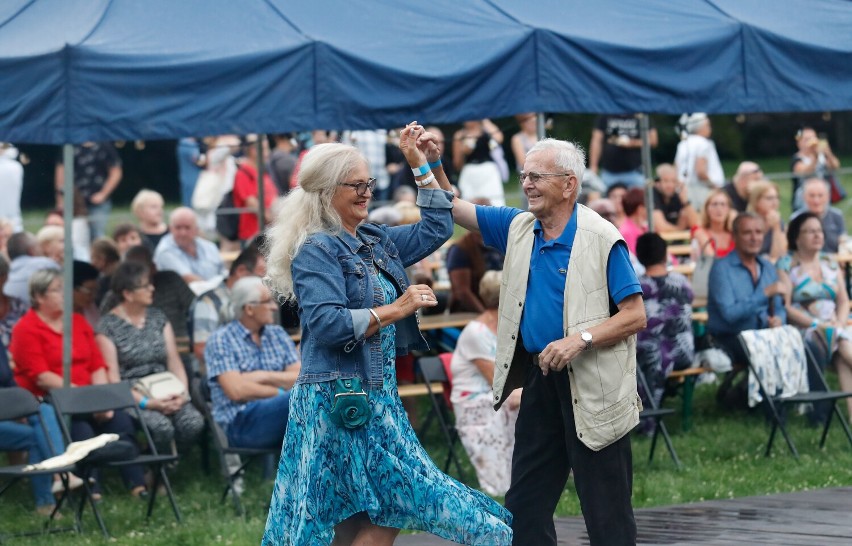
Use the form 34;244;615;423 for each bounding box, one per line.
206;276;300;449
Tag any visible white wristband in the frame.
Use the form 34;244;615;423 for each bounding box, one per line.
411;164;430;177
415;173;436;188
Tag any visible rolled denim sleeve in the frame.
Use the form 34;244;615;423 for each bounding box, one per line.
349;308;371;342
415;188;455;209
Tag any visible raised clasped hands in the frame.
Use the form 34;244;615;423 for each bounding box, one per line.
415;132;442;165
399;122;428;167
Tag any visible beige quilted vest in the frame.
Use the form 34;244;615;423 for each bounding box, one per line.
491;204;641;451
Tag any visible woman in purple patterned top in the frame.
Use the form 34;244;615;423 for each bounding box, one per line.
635;233;695;427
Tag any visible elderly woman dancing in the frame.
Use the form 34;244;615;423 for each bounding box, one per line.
261;124;511;546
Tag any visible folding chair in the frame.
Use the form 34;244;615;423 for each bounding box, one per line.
197;378;278;516
739;326;852;458
48;382;181;536
0;387;80;539
636;366;682;469
416;355;467;481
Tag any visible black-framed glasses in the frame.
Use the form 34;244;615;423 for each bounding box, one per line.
132;283;154;291
339;178;377;197
518;171;572;185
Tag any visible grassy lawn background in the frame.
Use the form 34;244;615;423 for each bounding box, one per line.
3;155;852;544
2;384;851;545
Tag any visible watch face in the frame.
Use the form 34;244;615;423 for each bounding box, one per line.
581;331;592;342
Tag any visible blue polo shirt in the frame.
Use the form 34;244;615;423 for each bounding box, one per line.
476;205;642;353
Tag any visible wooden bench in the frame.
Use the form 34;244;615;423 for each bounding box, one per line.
667;367;711;431
660;230;691;243
287;312;478;344
667;244;692;257
692;310;708;323
670;262;695;276
398;382;444;398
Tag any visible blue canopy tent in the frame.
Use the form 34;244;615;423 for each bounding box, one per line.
1;0;851;381
3;0;851;144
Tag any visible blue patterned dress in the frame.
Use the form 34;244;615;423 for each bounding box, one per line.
262;272;512;545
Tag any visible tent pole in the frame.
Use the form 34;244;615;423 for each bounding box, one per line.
256;135;266;232
62;144;74;388
639;114;654;231
536;113;545;141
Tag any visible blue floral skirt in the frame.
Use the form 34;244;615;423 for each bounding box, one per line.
261;357;512;545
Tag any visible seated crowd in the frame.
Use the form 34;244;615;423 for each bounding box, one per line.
0;119;848;522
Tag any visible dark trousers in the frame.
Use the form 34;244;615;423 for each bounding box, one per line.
72;410;146;490
504;355;636;546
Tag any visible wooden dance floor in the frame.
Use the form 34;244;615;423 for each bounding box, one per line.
396;487;852;545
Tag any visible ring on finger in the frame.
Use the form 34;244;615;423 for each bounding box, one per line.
421;294;427;302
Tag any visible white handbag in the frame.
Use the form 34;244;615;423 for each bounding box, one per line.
133;372;188;401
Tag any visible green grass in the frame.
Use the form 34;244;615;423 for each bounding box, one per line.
5;156;852;543
2;384;852;545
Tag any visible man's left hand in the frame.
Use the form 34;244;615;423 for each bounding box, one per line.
768;316;783;328
538;335;585;376
89;191;107;205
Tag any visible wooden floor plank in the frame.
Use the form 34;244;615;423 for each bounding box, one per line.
396;487;852;545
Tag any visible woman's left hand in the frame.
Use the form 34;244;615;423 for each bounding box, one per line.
399;122;428;167
394;284;439;317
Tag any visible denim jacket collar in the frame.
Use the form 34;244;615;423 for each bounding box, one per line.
336;226;380;255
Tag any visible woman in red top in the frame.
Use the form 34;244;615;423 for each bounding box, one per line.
11;269;147;498
691;188;736;260
233;135;278;242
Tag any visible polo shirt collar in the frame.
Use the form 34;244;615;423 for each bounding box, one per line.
532;204;578;249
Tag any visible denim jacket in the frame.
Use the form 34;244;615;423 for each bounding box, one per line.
292;188;454;389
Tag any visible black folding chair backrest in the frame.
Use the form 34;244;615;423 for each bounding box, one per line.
196;377;232;450
0;387;41;421
49;381;136;415
50;381;165;459
419;356;449;383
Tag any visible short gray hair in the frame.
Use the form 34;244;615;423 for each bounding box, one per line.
478;270;502;310
29;268;62;309
526;138;586;194
803;177;830;195
231;276;266;321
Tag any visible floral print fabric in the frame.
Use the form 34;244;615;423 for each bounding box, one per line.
262;272;512;545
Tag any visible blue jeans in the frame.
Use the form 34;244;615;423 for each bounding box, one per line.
602;168;646;189
226;393;290;450
0;404;66;507
87;200;112;241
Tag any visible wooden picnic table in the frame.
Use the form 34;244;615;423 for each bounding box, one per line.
660;230;691;242
667;243;692;257
288;311;479;343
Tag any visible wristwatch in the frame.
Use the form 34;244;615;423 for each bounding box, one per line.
580;330;593;351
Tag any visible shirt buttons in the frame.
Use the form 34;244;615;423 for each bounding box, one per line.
540;249;545;254
518;302;522;307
